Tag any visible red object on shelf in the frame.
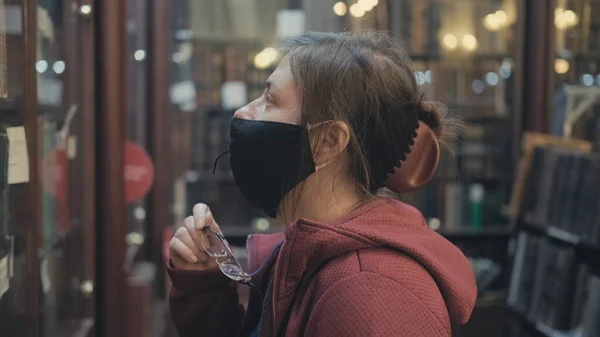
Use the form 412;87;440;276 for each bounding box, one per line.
43;141;154;204
41;149;68;202
41;149;69;234
124;141;155;203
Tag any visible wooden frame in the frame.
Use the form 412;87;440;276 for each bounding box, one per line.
512;0;527;166
522;0;555;133
79;0;97;322
148;0;172;297
22;0;40;335
96;0;127;335
0;0;8;99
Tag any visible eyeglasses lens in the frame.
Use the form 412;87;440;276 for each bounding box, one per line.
201;231;228;258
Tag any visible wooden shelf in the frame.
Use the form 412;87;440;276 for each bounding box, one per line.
506;305;574;337
437;225;513;239
520;220;600;255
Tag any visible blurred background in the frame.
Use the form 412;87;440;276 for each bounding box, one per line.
1;0;600;336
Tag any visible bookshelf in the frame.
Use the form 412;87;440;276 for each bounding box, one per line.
505;135;600;337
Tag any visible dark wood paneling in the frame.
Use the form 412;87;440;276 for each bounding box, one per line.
523;0;555;133
96;0;127;335
22;0;41;334
148;0;171;297
512;0;526;165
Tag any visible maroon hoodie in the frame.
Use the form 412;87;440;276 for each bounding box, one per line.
167;198;477;336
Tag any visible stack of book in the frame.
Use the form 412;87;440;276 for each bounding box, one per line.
507;140;600;337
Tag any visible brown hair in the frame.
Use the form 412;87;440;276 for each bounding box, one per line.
281;31;457;214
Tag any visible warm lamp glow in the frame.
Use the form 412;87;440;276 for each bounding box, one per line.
495;10;508;24
350;4;365;18
254;47;278;69
564;10;578;25
333;2;347;16
555;8;579;29
358;0;376;11
462;34;478;51
554;59;570;74
484;14;502;31
442;34;458;50
483;10;510;31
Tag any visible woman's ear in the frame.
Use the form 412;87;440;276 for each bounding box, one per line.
309;121;351;169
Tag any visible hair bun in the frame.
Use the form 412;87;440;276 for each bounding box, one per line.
384;121;440;194
418;102;442;135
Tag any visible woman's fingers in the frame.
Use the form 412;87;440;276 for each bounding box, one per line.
169;204;223;270
193;203;210;230
183;216;210;255
169;234;198;263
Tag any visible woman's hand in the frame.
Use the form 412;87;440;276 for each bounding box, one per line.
169;204;220;271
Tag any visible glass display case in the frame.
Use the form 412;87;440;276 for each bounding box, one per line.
0;0;96;335
550;0;600;142
36;0;96;335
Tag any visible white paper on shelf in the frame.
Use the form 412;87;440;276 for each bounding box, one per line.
221;81;247;110
170;81;196;105
38;76;64;107
276;10;306;39
7;126;30;185
5;6;22;35
0;256;8;299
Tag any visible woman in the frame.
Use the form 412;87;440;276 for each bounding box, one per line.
167;32;477;337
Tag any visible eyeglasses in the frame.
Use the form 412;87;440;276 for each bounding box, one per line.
201;225;253;285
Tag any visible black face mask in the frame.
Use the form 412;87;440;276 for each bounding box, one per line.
228;118;316;218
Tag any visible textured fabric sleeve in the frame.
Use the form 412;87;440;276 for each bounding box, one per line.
166;262;245;337
305;272;451;337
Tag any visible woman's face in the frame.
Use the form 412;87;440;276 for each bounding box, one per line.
233;57;302;124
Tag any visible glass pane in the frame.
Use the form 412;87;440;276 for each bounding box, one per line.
388;0;518;232
0;0;35;335
552;0;600;141
168;0;388;241
36;0;95;335
124;0;150;269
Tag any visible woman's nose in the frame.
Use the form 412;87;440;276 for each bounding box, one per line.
233;102;256;120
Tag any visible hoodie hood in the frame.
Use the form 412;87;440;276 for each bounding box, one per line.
273;197;477;326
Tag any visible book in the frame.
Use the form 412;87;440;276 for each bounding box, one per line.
509;236;580;330
507;232;541;314
506;132;592;220
570;264;590;328
520;145;600;246
580;276;600;337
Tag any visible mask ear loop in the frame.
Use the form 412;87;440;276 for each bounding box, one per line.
384;121;440;194
213;151;231;175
